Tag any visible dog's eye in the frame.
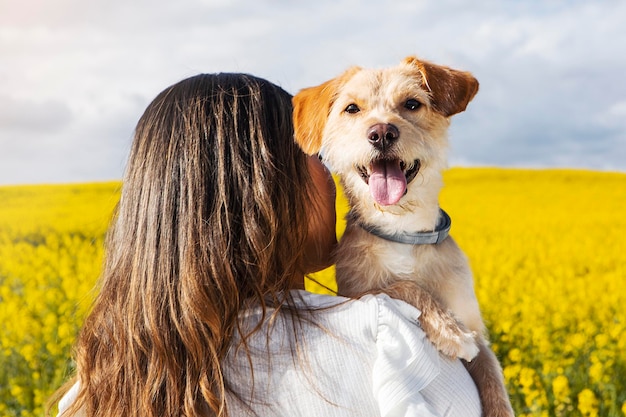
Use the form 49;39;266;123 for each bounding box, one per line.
404;99;422;111
345;104;360;114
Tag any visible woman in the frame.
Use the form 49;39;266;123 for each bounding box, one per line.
53;73;481;417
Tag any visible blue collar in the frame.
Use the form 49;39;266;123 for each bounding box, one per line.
356;208;451;245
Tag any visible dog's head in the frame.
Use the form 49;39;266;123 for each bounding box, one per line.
293;56;478;214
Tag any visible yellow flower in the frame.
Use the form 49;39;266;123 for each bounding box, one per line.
503;364;521;384
519;367;536;389
588;361;605;386
577;389;599;417
552;375;570;403
508;348;522;363
594;333;609;349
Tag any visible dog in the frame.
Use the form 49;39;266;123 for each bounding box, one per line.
293;56;514;417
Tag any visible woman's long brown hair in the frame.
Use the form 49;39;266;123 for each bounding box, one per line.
57;73;316;416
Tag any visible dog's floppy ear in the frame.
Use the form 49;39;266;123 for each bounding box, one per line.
293;67;361;155
403;56;479;117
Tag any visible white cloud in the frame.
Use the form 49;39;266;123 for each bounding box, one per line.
0;0;625;184
0;96;72;132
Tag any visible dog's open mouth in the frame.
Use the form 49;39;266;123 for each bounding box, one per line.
357;158;421;206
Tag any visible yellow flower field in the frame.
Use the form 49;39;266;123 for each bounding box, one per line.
1;168;625;416
0;182;120;417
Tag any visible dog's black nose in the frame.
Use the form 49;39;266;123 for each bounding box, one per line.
367;123;399;150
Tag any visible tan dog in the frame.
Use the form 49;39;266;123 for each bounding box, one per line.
293;56;514;417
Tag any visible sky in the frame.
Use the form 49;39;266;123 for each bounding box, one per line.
1;0;625;185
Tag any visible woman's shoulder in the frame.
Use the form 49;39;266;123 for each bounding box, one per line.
239;290;430;361
292;291;445;416
293;290;422;320
291;290;425;340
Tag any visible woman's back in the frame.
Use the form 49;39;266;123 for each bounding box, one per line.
224;291;481;417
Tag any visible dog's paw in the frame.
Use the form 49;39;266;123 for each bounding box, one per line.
419;311;480;361
378;280;481;361
433;329;479;361
455;330;480;362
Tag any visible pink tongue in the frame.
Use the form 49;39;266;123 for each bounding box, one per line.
369;160;407;206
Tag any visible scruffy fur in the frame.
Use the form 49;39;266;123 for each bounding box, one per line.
293;56;514;417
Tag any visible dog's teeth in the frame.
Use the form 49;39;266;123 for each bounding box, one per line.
357;166;370;184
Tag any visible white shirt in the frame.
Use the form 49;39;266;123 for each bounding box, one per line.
224;291;480;417
58;291;481;417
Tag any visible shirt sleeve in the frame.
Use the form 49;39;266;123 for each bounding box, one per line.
372;295;442;417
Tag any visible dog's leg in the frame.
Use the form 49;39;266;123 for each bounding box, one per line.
379;281;479;361
463;339;515;417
